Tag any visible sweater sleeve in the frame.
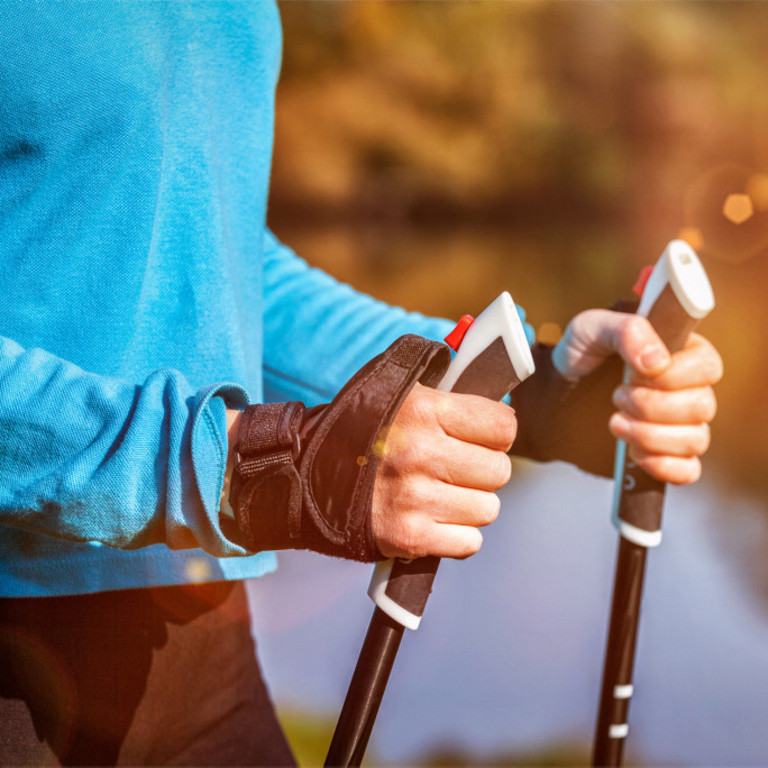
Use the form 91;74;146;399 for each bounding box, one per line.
0;335;252;556
261;229;535;406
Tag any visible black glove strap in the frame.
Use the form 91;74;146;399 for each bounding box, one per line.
232;401;306;550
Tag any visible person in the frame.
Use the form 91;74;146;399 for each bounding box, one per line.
0;3;722;766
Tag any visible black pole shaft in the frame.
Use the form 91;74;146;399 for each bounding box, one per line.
325;608;405;767
593;537;648;767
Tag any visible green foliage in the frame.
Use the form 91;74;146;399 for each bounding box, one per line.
276;705;337;767
418;740;590;767
276;704;384;768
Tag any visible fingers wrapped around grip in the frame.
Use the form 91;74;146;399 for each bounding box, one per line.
609;333;722;485
613;384;717;424
541;309;722;485
372;383;517;560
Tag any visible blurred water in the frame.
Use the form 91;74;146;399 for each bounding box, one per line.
248;461;768;766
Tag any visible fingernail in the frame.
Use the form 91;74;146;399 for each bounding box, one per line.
610;412;631;437
613;386;629;408
640;345;669;372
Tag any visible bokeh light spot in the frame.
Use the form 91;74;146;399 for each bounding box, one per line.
537;322;563;346
185;557;212;583
677;226;704;252
683;163;768;264
372;423;412;459
371;426;390;458
723;193;754;225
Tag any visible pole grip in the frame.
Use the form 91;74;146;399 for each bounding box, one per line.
613;239;714;547
594;241;715;765
369;293;535;629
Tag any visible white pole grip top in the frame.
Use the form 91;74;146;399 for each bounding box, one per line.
637;239;714;321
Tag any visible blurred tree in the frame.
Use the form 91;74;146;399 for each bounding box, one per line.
270;0;768;500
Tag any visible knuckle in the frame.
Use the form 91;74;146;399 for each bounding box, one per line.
688;457;703;483
457;529;483;560
477;401;517;451
705;389;718;421
398;515;430;559
620;314;651;346
395;442;424;472
697;424;712;454
408;388;436;423
385;435;431;477
681;425;709;457
498;406;518;447
492;453;513;488
674;457;702;485
482;492;502;525
400;383;439;426
398;475;429;510
706;347;725;384
694;388;717;422
687;339;723;386
642;455;702;485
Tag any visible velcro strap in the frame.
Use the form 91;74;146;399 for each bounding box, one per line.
234;401;305;546
237;401;304;459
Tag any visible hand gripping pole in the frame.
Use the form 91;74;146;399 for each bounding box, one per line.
325;293;534;767
593;241;715;767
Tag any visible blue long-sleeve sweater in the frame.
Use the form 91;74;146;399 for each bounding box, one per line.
0;2;532;597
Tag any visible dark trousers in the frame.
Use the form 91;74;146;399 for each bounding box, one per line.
0;581;296;766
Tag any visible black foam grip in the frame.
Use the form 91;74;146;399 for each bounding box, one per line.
451;337;521;400
383;336;519;619
384;557;441;619
646;283;697;356
616;283;697;533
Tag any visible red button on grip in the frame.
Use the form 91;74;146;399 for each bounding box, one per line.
633;265;655;298
444;315;475;351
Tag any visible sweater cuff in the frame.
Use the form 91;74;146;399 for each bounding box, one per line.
190;382;251;555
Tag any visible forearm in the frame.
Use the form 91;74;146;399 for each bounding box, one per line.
261;230;456;405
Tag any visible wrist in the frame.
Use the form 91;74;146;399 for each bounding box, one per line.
220;409;243;520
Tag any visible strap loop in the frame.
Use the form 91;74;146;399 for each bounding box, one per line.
232;401;306;545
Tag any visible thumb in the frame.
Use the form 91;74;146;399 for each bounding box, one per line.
552;309;671;383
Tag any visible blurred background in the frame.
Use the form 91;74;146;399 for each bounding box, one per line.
249;2;768;765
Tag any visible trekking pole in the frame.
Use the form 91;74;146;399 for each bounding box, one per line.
325;292;535;767
592;240;715;767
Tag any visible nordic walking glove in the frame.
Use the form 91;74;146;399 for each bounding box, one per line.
510;301;636;478
229;335;451;561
